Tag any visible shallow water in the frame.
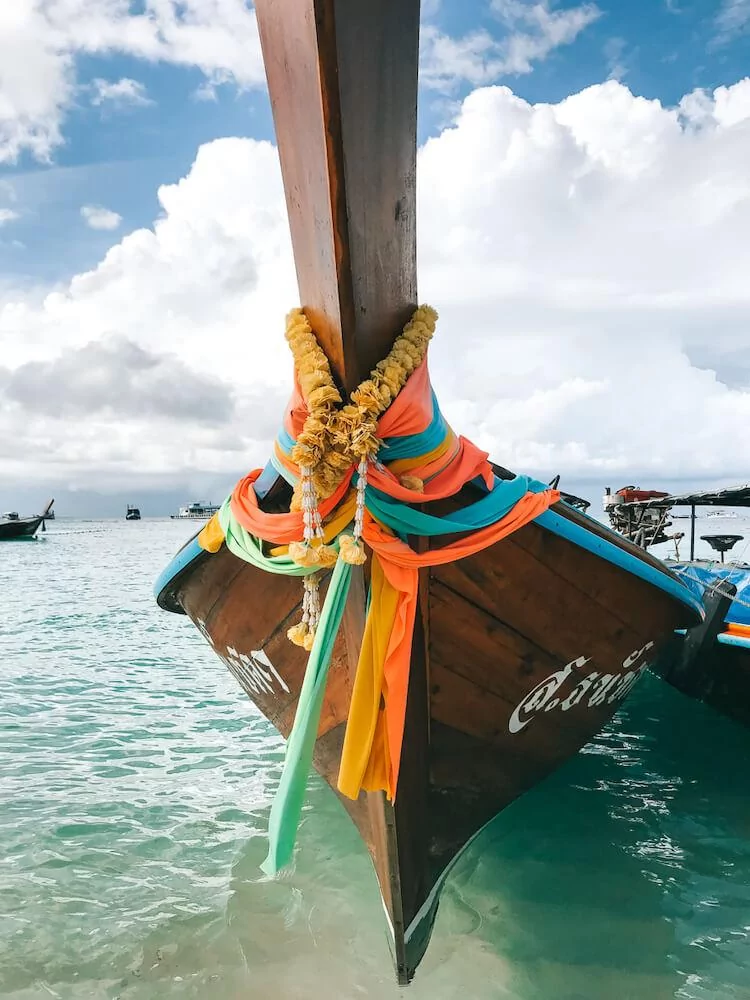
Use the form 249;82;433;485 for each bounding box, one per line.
2;518;750;999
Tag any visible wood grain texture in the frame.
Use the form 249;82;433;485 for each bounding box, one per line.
255;0;419;391
252;0;425;982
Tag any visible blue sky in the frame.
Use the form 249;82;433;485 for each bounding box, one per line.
1;0;749;287
2;0;750;510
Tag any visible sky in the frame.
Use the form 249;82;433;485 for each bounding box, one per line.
1;0;750;517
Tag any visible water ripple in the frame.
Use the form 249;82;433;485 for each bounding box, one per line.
2;519;750;998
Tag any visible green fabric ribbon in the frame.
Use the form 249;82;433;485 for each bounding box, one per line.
217;499;353;874
260;556;353;874
219;499;316;577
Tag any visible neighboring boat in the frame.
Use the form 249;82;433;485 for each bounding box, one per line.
126;505;141;521
0;499;54;540
603;486;674;548
604;484;750;728
559;492;591;513
169;501;220;520
548;475;591;513
155;5;702;985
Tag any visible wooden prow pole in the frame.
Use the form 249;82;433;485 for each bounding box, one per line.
254;0;429;984
255;0;420;392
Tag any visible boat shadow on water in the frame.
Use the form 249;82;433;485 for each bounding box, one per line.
224;674;750;1000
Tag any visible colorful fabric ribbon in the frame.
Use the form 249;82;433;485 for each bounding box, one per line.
197;349;559;873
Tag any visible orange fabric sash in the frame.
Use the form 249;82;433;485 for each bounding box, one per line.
230;467;354;545
340;488;560;799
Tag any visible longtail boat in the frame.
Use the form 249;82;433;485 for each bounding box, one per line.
0;499;54;540
155;2;703;983
605;484;750;729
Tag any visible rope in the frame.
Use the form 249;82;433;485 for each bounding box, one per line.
671;562;750;611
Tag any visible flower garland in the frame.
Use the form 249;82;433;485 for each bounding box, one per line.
283;305;437;648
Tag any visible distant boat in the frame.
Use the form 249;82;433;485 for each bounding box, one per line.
170;501;220;520
707;509;737;519
126;505;141;521
0;498;54;540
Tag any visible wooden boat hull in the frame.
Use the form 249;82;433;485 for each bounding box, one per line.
656;631;750;728
154;2;701;981
652;561;750;729
0;516;44;540
157;494;702;982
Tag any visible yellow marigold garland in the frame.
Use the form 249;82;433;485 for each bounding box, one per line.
286;305;437;503
283;305;437;644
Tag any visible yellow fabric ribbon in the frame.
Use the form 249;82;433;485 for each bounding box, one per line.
337;554;400;800
385;427;456;476
197;512;225;553
198;494;358;558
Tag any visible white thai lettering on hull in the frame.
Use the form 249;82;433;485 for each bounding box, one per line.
194;617;290;696
508;641;654;734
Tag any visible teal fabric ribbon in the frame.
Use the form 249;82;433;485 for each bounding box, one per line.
365;474;531;537
219;499;355;875
260;556;353;875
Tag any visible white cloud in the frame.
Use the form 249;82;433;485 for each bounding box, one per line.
194;81;219;103
422;1;600;92
604;37;627;81
680;77;750;128
2;80;750;492
0;0;263;164
715;0;750;44
0;209;19;226
89;77;152;108
81;204;122;231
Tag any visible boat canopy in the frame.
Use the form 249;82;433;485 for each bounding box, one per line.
631;484;750;508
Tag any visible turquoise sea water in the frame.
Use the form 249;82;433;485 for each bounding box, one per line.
2;518;750;999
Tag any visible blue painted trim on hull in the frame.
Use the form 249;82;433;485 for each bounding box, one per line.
154;536;205;606
534;509;704;621
718;632;750;650
154;505;703;621
670;628;749;648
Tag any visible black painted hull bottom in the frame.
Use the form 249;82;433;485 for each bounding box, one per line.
653;635;750;729
0;517;43;540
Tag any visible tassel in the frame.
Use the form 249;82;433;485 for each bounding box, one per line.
336;457;368;565
311;541;339;568
339;534;367;565
344;456;369;565
288;540;313;565
287;622;309;647
286;573;321;648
